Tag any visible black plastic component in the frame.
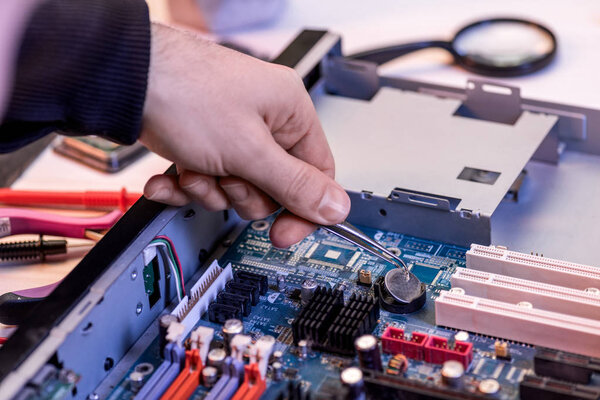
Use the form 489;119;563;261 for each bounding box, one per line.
289;289;301;300
361;368;492;400
144;256;161;309
234;270;268;295
292;287;344;345
277;380;316;400
225;281;259;306
217;291;251;317
374;276;427;314
292;286;380;356
208;303;242;324
0;291;44;325
271;30;333;90
284;367;299;380
276;381;308;400
534;347;600;384
520;375;600;400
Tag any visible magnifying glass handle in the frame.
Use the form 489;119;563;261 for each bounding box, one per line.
349;40;453;65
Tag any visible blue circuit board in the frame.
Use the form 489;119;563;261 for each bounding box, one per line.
107;217;536;400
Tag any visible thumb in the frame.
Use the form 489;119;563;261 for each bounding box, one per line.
232;140;351;225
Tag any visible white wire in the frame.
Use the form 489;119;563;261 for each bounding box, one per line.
146;242;183;301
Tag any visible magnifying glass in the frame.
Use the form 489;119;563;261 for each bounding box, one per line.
349;17;557;77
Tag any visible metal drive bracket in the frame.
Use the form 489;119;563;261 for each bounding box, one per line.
457;80;522;124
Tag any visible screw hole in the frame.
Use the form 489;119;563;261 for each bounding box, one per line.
379;209;387;217
183;209;196;220
81;322;93;334
104;357;114;371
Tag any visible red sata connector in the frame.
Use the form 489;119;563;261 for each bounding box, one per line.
423;335;473;368
381;327;429;360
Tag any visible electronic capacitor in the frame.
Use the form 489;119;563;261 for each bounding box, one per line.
271;361;283;381
340;367;366;400
128;371;144;392
222;319;243;354
202;366;218;388
301;279;318;306
298;339;308;359
478;379;500;395
355;334;383;371
441;360;464;388
272;350;283;362
207;348;227;369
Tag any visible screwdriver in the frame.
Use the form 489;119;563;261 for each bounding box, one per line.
0;236;90;262
0;188;141;212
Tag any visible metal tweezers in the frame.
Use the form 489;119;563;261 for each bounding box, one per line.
321;221;410;274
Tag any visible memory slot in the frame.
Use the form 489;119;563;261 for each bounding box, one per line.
466;244;600;290
435;291;600;358
450;268;600;320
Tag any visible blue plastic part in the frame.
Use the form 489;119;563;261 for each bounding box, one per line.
134;343;185;400
218;359;245;400
204;357;245;400
203;358;232;400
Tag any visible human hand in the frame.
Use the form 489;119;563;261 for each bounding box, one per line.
140;23;350;248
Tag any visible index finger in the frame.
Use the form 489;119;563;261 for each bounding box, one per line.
270;92;336;179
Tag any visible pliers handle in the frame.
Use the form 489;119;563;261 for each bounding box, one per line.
0;208;122;240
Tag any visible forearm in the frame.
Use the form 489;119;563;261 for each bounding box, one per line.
0;0;151;153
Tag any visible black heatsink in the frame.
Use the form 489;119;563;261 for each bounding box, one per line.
291;287;344;345
291;287;380;355
326;293;380;355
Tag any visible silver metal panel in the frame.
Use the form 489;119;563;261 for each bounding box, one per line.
314;87;558;215
492;151;600;266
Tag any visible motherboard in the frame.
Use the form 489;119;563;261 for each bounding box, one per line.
102;216;555;400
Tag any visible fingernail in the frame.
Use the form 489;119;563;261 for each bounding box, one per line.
221;183;249;202
318;186;350;222
147;187;171;201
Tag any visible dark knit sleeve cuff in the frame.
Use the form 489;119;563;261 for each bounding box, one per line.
0;0;151;152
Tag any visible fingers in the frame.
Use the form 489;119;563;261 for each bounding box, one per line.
144;174;191;206
178;170;230;212
230;136;351;226
144;170;318;247
271;95;336;179
219;177;279;220
269;210;316;248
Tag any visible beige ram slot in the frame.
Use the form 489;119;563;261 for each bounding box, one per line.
466;244;600;290
450;268;600;320
435;291;600;358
